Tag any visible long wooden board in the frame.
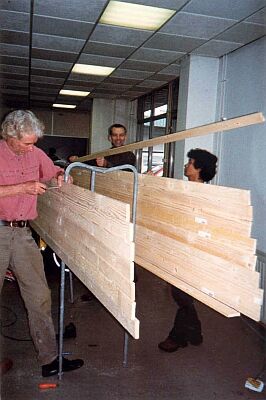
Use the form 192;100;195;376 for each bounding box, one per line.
77;112;264;163
71;169;263;321
31;183;139;339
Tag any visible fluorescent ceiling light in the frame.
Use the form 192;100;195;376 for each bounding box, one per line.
100;0;175;30
59;89;90;97
72;64;115;76
53;104;76;109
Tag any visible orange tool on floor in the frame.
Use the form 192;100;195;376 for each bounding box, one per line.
38;383;57;389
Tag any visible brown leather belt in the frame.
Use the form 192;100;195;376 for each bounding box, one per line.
0;220;29;228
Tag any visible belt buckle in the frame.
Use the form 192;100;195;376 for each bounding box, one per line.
10;221;14;227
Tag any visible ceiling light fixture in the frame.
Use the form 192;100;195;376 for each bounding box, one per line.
72;64;115;76
59;89;90;97
52;104;76;109
100;0;175;30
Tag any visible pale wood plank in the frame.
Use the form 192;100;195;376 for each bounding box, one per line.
136;226;262;319
31;183;139;338
77;112;265;163
135;257;241;319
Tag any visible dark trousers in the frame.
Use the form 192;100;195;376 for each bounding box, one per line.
169;286;202;344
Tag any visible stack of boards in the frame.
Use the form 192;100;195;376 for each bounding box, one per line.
32;169;263;339
72;170;263;323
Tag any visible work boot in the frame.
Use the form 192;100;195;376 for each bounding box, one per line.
158;337;187;353
42;357;84;377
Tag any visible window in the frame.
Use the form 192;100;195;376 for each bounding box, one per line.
137;80;179;176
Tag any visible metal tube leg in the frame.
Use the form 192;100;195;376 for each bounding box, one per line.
58;261;66;380
69;271;74;303
123;331;129;367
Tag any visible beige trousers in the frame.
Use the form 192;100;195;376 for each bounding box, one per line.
0;226;57;365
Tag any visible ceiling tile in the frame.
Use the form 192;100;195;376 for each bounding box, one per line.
161;12;236;39
1;79;28;88
149;73;176;81
77;53;124;67
32;48;77;63
144;33;205;52
31;81;62;89
1;0;31;12
31;69;68;79
0;43;29;57
216;22;266;44
137;79;168;88
34;0;108;22
1;64;28;75
33;15;94;40
30;86;60;95
1;0;265;110
111;69;153;79
1;30;29;46
158;64;180;75
62;84;97;91
0;72;28;81
83;41;136;58
192;40;243;57
31;59;72;71
98;82;133;90
91;92;116;99
121;60;167;72
122;90;147;97
90;24;152;46
0;11;30;32
32;33;85;53
106;77;143;85
1;88;28;95
182;0;266;20
91;88;125;94
246;7;266;24
130;48;185;63
30;94;58;101
68;73;106;83
31;75;65;85
66;79;101;87
1;55;29;67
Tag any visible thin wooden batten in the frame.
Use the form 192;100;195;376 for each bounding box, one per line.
77;112;265;163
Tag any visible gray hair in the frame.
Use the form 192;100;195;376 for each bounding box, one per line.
1;110;44;140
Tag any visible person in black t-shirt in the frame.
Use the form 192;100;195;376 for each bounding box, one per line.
93;123;136;168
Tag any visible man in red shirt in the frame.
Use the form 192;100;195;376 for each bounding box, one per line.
0;110;83;377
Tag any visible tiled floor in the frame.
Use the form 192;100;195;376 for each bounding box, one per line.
1;264;265;399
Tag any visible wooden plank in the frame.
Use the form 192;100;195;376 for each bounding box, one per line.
70;170;262;321
136;226;262;321
135;257;240;319
72;170;255;267
31;183;139;339
77;112;264;163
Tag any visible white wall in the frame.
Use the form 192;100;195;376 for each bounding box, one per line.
215;36;266;252
174;55;219;179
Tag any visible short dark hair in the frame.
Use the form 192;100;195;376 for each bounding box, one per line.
187;148;218;183
108;124;127;136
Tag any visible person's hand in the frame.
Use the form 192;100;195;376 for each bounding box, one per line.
146;170;155;176
96;157;107;167
56;172;64;187
22;181;47;195
56;172;73;186
68;155;78;163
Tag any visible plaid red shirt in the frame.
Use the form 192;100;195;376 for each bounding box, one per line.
0;140;61;221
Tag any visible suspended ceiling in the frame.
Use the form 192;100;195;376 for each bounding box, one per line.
0;0;265;111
